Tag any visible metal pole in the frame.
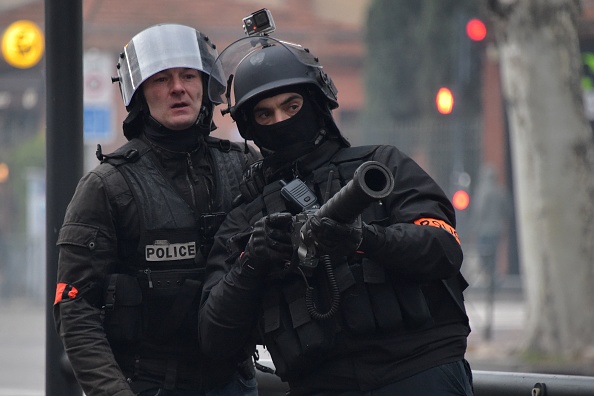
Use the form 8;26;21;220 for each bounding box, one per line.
473;371;594;396
45;1;84;395
483;249;497;340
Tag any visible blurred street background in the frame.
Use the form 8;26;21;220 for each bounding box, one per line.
2;0;594;394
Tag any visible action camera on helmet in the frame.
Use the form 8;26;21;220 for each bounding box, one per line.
243;8;276;37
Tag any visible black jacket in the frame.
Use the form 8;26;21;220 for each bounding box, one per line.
199;140;470;394
53;134;260;396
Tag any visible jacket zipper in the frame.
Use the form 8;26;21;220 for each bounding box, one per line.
144;268;153;288
186;152;213;212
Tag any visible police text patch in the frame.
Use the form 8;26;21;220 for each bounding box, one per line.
146;241;197;261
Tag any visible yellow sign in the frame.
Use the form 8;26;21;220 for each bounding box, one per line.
1;20;45;69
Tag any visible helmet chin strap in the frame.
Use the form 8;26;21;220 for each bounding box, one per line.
196;105;209;125
195;105;215;135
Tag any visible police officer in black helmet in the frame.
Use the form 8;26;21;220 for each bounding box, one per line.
200;33;474;396
53;24;260;396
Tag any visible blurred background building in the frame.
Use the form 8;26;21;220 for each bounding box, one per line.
1;0;594;302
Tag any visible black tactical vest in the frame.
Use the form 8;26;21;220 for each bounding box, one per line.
240;145;469;382
100;137;249;353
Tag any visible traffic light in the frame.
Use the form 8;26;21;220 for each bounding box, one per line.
452;189;470;211
466;18;486;42
451;170;471;211
436;87;454;115
0;162;8;183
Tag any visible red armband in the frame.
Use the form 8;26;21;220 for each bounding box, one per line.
54;282;79;304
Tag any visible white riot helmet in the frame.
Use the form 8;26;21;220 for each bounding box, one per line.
114;24;224;138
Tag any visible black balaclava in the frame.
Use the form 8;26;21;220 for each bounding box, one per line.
250;89;325;158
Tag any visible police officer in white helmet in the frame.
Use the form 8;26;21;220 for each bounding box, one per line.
53;23;261;396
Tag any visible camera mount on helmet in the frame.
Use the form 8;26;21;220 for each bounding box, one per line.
208;36;338;118
208;9;345;145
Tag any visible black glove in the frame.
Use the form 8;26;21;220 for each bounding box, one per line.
357;223;385;256
303;215;363;256
241;212;294;275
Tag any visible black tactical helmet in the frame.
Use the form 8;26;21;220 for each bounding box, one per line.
208;37;339;141
114;24;224;139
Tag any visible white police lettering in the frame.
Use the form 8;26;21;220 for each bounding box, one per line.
145;240;197;261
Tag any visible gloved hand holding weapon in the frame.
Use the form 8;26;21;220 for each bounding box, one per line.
297;161;394;264
240;212;295;276
240;161;394;318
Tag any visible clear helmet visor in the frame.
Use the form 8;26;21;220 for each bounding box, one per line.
117;24;224;107
208;36;325;112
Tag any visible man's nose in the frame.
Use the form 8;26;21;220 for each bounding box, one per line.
170;76;185;93
272;109;290;124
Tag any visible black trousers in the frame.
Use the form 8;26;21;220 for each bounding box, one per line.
307;360;474;396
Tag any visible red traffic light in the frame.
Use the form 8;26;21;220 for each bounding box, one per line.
466;18;486;41
0;162;8;183
452;189;470;211
436;87;454;115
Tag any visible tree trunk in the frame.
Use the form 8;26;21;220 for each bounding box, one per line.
487;0;594;359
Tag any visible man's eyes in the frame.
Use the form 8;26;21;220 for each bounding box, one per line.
255;111;271;120
148;74;168;84
149;73;197;83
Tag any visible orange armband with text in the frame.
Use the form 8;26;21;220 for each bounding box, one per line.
413;218;460;245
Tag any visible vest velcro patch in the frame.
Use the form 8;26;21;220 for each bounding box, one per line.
145;240;197;261
413;218;460;245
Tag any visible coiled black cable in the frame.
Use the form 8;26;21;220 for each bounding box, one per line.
299;254;340;320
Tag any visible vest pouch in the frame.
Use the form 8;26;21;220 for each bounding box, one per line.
340;262;377;335
261;279;335;382
362;259;404;332
103;273;143;343
393;279;434;330
137;268;203;341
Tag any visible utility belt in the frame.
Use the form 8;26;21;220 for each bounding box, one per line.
114;349;255;394
102;267;203;345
